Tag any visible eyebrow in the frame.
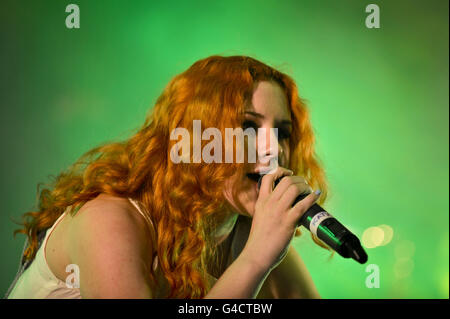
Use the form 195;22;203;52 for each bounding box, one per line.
244;111;292;126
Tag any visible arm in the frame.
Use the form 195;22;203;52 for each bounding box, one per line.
207;169;322;298
256;245;320;299
67;197;154;298
68;196;271;299
206;244;320;299
205;248;271;299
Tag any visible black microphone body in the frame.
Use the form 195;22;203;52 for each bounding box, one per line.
258;176;368;264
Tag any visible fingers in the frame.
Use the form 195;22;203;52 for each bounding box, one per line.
258;167;293;199
287;190;322;224
257;167;320;232
272;175;313;203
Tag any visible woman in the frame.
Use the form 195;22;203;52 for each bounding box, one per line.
6;55;329;299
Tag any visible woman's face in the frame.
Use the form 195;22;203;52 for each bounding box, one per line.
223;80;292;217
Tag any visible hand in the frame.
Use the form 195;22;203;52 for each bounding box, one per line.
240;167;320;272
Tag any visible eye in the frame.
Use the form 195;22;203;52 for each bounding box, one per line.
242;120;259;131
277;127;291;140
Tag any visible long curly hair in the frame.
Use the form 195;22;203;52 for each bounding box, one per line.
14;55;330;298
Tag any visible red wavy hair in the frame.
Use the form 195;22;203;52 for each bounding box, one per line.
14;55;330;298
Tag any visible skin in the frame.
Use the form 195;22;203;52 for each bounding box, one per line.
46;194;154;298
216;80;320;298
222;80;292;219
45;80;321;298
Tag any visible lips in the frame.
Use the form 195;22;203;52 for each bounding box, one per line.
245;173;261;196
246;172;261;183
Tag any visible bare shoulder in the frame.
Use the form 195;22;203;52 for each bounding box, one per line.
67;193;154;298
68;194;152;254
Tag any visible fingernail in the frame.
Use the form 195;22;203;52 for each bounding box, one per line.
288;170;294;175
314;189;322;196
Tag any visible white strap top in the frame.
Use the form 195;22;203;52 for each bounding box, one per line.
7;210;81;299
7;198;152;299
7;197;249;299
127;198;160;272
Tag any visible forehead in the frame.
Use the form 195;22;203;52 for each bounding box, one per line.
246;81;290;120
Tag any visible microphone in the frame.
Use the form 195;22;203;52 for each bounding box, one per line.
258;175;368;264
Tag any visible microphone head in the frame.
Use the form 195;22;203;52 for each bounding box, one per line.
344;240;368;264
258;173;369;265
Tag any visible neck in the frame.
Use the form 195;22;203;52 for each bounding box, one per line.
213;210;239;245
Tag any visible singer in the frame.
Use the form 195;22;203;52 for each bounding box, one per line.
6;55;331;299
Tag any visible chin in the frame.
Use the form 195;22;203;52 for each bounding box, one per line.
242;204;255;218
235;193;258;218
223;172;260;218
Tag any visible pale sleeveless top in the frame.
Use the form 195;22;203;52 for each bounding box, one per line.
6;198;250;299
7;208;81;299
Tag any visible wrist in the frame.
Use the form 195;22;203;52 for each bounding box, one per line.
238;247;272;276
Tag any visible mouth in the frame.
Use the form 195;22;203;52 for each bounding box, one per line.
246;172;261;183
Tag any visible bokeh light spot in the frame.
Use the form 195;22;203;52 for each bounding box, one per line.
378;224;394;246
394;240;416;259
362;226;385;248
394;258;414;279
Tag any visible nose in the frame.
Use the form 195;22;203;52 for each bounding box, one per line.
257;128;282;172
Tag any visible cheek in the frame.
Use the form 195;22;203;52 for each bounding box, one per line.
243;198;257;217
280;143;290;167
236;191;257;217
222;178;258;217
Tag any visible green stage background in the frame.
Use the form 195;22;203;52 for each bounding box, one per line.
0;0;448;298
